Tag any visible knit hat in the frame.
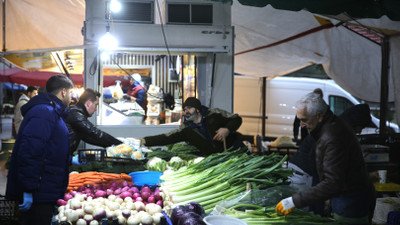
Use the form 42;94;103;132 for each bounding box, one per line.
183;97;202;110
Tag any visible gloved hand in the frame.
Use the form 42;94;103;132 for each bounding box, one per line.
275;197;295;215
19;192;33;212
72;155;86;165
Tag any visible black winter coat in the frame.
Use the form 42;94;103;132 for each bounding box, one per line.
66;102;122;152
292;110;372;208
144;106;243;155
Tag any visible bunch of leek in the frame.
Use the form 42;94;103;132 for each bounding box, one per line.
160;149;293;213
221;204;341;225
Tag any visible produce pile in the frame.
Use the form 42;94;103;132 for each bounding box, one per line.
160;149;293;213
59;172;167;225
217;204;341;225
107;144;144;160
146;143;202;161
66;172;133;192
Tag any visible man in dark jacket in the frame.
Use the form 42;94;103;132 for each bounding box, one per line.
6;75;74;225
141;97;244;155
276;92;374;224
66;88;122;153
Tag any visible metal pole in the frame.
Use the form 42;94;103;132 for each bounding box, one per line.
2;0;5;52
379;36;389;137
262;77;266;138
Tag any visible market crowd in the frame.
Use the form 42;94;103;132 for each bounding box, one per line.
5;74;377;225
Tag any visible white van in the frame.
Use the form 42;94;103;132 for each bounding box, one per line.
234;76;399;138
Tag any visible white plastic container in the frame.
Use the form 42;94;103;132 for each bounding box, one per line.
203;215;247;225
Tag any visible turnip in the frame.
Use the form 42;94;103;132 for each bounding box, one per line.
108;201;120;211
141;186;151;193
140;212;153;225
105;209;114;219
95;190;106;198
106;189;114;196
89;220;99;225
114;209;123;217
156;200;163;207
134;201;145;211
135;197;143;202
84;205;94;215
76;208;85;218
76;218;87;225
64;193;73;201
125;202;135;210
145;203;162;215
120;191;132;199
141;192;150;201
115;197;124;204
129;187;139;194
132;193;140;199
117;215;126;225
147;195;155;204
126;215;140;225
66;209;79;223
114;188;122;195
152;212;164;225
122;209;131;217
83;214;94;223
108;194;117;202
122;186;130;192
124;197;133;203
70;198;82;210
93;208;106;220
58;199;67;206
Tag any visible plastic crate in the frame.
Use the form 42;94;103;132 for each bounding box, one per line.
0;195;22;224
78;149;147;163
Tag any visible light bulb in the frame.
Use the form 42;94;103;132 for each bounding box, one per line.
99;32;118;50
110;0;121;13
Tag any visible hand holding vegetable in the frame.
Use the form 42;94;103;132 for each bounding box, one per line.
19;192;33;212
213;128;230;141
276;197;295;215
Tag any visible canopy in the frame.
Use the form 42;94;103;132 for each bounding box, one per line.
0;68;129;88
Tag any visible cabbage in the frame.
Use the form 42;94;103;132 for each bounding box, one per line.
185;202;205;216
177;212;206;225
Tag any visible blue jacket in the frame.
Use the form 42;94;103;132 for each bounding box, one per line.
6;93;71;203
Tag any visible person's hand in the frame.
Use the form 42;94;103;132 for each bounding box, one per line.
72;155;87;166
19;192;33;212
275;197;295;215
139;138;146;146
213;128;230;141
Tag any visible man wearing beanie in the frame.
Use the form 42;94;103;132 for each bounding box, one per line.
141;97;244;155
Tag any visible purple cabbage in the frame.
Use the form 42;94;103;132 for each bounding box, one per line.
170;205;190;225
177;212;206;225
185;202;205;216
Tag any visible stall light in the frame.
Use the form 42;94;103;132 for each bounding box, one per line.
99;31;118;50
101;51;112;61
110;0;121;13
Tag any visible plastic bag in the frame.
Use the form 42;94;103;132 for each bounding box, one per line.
211;185;298;215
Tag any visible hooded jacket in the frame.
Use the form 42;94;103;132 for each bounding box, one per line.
144;106;243;155
66;102;122;152
14;94;30;134
292;110;371;209
6;93;71;203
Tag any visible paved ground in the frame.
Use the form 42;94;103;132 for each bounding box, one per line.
0;115;13;195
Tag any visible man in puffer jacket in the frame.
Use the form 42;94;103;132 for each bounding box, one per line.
6;75;74;225
66;88;122;154
276;92;375;224
141;97;244;155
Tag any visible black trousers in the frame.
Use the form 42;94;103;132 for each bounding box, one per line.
22;203;55;225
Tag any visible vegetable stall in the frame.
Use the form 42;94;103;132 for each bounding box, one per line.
56;143;342;225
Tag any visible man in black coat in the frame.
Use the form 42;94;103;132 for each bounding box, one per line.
66;88;122;154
